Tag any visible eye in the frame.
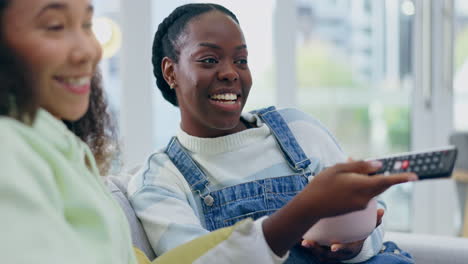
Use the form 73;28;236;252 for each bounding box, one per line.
46;24;65;31
235;59;248;65
83;21;93;30
198;58;218;64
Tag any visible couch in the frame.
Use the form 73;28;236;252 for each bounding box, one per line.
107;175;468;263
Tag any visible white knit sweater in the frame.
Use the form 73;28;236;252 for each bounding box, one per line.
128;108;384;263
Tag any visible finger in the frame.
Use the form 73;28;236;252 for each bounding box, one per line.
368;173;418;196
301;240;314;248
376;208;384;226
330;243;346;252
333;160;383;174
347;157;354;162
302;239;322;248
303;241;329;256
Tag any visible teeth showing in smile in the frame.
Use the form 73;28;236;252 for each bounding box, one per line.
210;93;238;104
210;93;238;105
60;77;91;86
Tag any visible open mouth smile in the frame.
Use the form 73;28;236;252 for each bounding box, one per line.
54;76;92;95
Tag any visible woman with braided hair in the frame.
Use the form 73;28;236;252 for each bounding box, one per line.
0;0;341;263
129;3;416;264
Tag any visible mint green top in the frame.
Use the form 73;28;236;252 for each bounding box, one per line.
0;109;137;264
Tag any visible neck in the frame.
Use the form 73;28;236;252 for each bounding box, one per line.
180;118;249;138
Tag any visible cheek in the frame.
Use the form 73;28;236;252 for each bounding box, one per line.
93;39;103;64
17;42;63;81
242;70;253;89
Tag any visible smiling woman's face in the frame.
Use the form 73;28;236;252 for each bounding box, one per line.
2;0;102;121
164;10;253;138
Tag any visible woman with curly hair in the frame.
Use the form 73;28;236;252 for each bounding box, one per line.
0;0;133;263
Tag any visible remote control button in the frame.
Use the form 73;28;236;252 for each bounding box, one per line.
433;156;440;163
402;160;409;170
430;164;437;170
438;163;444;169
394;161;402;170
424;157;431;164
422;165;428;171
414;166;420;172
417;159;423;165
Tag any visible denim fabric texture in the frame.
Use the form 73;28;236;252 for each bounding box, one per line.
364;242;414;264
202;175;310;229
165;106;413;264
166;137;209;193
253;106;312;171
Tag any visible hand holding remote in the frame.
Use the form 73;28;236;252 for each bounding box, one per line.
262;160;417;257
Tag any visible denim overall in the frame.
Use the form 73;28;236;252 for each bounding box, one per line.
166;106;413;264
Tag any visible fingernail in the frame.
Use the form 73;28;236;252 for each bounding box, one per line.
331;245;339;252
368;161;382;168
301;241;311;248
408;173;419;181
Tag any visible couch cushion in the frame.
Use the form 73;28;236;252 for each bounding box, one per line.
106;175;157;260
385;231;468;264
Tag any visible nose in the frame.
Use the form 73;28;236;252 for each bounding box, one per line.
69;31;102;65
218;62;239;82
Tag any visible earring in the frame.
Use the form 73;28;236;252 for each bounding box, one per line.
170;83;175;89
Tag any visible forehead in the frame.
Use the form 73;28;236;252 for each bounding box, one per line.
182;11;245;44
5;0;92;16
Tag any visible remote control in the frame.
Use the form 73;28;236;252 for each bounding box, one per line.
367;146;458;180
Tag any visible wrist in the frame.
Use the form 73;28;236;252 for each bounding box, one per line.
262;192;323;256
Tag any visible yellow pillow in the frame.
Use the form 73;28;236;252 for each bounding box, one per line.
150;222;243;264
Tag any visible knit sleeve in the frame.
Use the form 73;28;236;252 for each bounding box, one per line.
153;217;287;264
128;153;210;256
0;123;78;264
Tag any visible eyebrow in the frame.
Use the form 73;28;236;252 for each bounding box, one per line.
36;2;94;18
199;43;247;50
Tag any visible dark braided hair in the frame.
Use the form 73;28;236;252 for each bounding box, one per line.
152;3;239;106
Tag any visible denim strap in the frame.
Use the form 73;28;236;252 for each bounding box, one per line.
165;137;209;193
254;106;311;171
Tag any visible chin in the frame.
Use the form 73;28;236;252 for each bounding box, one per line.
61;103;89;122
213;118;241;131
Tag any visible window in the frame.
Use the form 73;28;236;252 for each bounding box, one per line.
454;0;468;132
296;0;414;231
94;0;122;124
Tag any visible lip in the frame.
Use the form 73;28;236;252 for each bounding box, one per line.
207;87;243;112
209;88;241;97
53;75;92;95
208;97;243;112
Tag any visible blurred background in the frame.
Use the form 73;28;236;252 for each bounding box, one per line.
93;0;468;237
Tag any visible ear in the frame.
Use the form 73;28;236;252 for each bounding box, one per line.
161;57;176;88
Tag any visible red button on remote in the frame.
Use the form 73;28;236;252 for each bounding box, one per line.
402;160;409;169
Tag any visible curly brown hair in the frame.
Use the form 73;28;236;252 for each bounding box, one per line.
0;0;116;175
63;72;118;175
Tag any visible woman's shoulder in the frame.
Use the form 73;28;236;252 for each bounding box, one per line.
276;107;322;126
0;117;52;180
273;107;345;155
127;149;188;194
0;116;31;149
